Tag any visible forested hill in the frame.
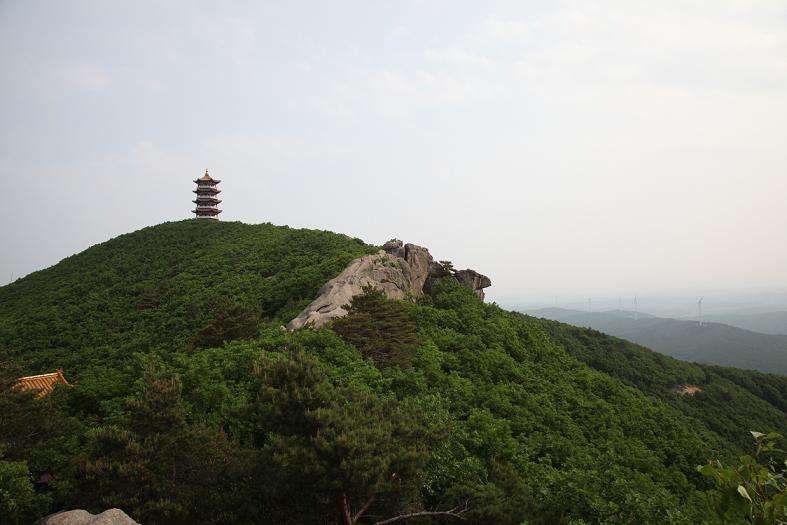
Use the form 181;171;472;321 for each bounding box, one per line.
0;220;375;373
1;220;785;524
527;307;787;374
531;317;787;451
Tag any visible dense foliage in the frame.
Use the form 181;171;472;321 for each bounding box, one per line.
538;319;787;452
332;286;420;369
698;431;786;524
0;447;51;525
0;220;785;523
0;220;374;375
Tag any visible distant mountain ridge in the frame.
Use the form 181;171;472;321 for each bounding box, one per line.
526;307;787;375
700;310;787;335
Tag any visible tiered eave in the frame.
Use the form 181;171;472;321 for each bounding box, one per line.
192;170;222;219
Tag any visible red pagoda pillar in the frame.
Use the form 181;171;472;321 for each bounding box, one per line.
192;169;222;219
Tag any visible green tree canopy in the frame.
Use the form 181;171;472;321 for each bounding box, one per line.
332;286;419;369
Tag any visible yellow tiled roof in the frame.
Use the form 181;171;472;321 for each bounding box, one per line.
194;169;220;184
14;369;70;398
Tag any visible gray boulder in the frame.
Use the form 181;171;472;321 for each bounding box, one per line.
287;240;492;329
381;238;405;258
287;250;417;329
38;509;138;525
382;241;434;293
454;269;493;300
401;243;433;293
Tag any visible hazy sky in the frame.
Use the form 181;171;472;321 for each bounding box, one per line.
2;0;787;303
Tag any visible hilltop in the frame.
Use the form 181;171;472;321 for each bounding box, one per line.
0;220;375;373
1;220;785;524
527;307;787;374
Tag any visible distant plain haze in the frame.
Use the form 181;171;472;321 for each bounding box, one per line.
2;1;787;304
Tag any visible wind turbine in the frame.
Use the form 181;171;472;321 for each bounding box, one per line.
633;294;638;321
697;297;704;327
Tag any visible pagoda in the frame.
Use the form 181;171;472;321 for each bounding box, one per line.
192;169;222;219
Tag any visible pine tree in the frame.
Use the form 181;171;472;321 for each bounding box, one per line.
187;301;260;352
250;350;459;525
74;366;255;524
332;286;419;368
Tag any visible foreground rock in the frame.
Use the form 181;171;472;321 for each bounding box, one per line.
38;509;138;525
287;239;491;329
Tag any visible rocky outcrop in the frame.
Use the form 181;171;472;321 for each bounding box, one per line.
381;239;433;292
287;239;492;329
454;269;493;300
401;244;433;293
37;509;138;525
381;239;406;258
287;250;415;329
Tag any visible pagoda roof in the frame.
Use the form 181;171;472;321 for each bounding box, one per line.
14;369;70;398
193;169;221;184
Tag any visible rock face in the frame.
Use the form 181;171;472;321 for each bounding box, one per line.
287;250;415;330
381;239;434;292
401;243;433;293
287;239;491;329
38;509;139;525
454;269;493;300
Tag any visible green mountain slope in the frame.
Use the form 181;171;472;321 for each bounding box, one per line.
0;220;374;373
1;221;785;524
533;317;787;450
528;307;787;374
